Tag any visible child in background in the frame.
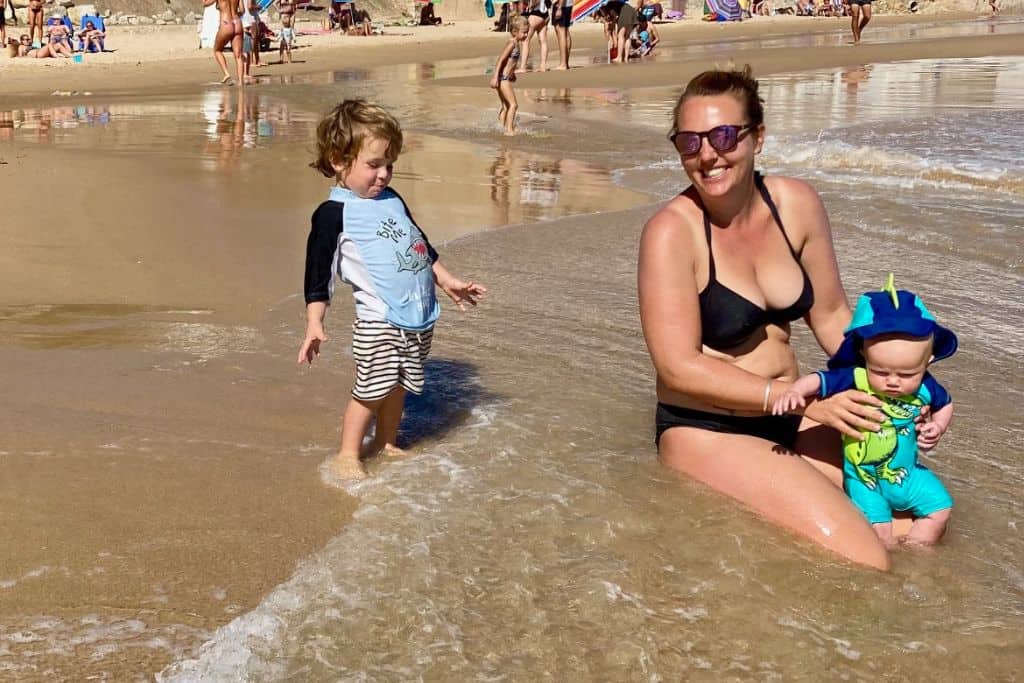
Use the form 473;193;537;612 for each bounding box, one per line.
490;15;529;136
773;276;958;548
629;14;658;57
298;100;486;481
279;9;294;63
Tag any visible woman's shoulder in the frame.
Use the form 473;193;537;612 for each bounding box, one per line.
760;174;824;212
641;189;704;250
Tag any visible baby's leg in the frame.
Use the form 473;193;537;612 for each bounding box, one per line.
871;522;898;550
903;508;951;546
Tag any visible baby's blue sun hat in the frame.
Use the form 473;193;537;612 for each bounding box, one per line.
828;274;958;370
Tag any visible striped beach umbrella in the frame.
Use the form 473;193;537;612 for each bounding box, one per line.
571;0;606;22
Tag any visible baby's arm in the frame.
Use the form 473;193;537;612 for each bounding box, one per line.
917;401;952;450
433;261;486;311
771;373;822;415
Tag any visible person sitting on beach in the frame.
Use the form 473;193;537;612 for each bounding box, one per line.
11;32;70;58
327;1;353;32
45;15;72;51
346;6;373;36
638;0;664;20
629;14;659;57
79;20;105;53
772;275;957;549
298;99;486;480
637;65;937;571
419;1;442;25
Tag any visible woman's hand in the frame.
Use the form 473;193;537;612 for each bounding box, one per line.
803;389;884;440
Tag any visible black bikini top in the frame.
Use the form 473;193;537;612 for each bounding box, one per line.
698;173;814;351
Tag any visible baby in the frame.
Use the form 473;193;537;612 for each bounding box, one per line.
773;276;958;549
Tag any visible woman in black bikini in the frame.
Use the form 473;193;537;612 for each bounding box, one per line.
203;0;244;85
516;0;550;72
637;66;934;571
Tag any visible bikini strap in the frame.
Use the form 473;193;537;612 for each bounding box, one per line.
702;205;716;280
754;172;799;257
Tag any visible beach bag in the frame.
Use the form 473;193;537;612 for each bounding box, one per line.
485;0;495;18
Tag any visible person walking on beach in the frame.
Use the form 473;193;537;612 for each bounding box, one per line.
517;0;550;72
637;65;938;570
204;0;244;85
849;0;871;44
298;100;487;481
551;0;573;70
491;16;529;135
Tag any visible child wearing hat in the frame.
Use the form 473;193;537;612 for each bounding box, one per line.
773;275;958;549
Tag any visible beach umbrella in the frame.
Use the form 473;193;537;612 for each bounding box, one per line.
572;0;606;22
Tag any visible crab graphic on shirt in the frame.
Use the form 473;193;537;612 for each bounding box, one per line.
395;236;431;273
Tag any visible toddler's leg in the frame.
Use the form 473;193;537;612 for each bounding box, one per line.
374;387;408;457
330;396;379;480
871;522;898;550
902;508;951;546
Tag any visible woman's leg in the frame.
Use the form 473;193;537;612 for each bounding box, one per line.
213;25;233;81
517;19;537;72
231;27;244;85
535;19;549;71
659;425;891;570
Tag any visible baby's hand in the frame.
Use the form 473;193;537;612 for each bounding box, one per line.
916;420;946;451
772;390;806;416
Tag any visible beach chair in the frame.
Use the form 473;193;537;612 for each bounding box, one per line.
77;15;106;52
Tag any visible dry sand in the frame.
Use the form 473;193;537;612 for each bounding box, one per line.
1;8;1021;679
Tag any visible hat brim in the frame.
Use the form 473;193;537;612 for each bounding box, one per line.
828;322;958;369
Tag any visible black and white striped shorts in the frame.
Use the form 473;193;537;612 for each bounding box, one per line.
351;319;434;401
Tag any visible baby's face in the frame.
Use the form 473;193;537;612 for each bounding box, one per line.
862;334;933;397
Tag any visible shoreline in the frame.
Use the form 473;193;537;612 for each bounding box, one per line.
0;12;1013;106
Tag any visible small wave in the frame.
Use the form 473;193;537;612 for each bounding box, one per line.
765;139;1024;196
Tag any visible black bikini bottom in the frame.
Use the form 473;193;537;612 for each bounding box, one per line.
655;402;801;450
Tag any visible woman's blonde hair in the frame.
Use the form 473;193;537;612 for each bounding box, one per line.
670;64;765;137
310;99;403;178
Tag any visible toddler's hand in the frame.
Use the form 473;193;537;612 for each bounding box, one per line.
442;279;487;311
772;390;806;416
297;326;327;365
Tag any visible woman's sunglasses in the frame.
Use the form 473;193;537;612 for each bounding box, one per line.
669;124;752;156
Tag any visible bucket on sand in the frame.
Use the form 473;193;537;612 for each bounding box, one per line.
72;54;83;63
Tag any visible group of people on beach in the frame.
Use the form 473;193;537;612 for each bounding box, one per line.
204;0;298;85
300;59;961;572
2;0;106;60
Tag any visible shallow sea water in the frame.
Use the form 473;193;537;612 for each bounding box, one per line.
2;24;1022;681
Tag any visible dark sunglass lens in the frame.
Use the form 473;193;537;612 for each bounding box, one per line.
708;125;739;153
674;132;701;155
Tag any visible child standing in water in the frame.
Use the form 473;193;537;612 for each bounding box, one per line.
773;276;958;548
490;16;529;136
298;100;487;481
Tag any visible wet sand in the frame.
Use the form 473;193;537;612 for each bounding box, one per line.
1;12;1022;680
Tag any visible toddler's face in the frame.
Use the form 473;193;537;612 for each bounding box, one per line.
862;334;933;397
334;136;395;199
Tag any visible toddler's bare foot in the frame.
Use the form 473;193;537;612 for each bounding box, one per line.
381;444;408;458
327;452;368;481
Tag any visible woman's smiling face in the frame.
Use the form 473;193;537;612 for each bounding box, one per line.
676;94;764;198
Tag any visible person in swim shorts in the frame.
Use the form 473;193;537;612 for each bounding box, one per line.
773;275;957;549
614;0;638;63
551;0;573;69
848;0;871;44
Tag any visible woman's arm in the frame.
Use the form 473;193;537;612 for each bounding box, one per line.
639;201;787;412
